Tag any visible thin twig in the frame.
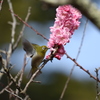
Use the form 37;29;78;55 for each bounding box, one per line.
1;1;31;100
15;54;27;97
0;68;5;79
0;82;12;94
0;54;6;79
0;50;6;54
32;80;41;83
5;69;22;92
0;0;3;11
8;0;17;45
65;52;100;82
5;88;23;100
59;19;88;100
11;7;31;100
95;68;100;100
6;0;18;99
0;55;23;94
21;58;49;94
0;69;21;94
13;7;31;51
6;0;17;69
23;95;31;100
14;7;31;98
9;9;49;41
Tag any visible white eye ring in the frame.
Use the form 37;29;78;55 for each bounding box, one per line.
42;46;45;50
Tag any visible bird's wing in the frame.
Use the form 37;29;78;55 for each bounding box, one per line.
22;38;36;57
31;43;39;49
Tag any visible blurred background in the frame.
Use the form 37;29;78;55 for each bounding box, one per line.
0;0;100;100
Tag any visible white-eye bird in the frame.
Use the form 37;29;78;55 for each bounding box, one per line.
22;38;48;78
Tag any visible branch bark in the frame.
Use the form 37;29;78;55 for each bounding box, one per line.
71;0;100;29
42;0;100;29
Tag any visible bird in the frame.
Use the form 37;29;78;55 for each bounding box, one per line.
22;38;48;78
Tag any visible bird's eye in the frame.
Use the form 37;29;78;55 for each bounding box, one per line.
42;46;48;50
42;46;45;50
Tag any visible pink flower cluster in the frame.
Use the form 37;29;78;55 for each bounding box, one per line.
47;5;82;60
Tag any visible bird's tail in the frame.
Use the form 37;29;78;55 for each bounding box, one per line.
27;67;41;79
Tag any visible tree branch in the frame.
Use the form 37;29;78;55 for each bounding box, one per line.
5;88;23;100
13;7;31;51
0;0;3;11
21;58;49;94
59;19;88;100
42;0;100;29
71;0;100;29
9;10;49;41
65;52;100;82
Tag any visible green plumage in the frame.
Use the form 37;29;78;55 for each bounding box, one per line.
22;38;48;78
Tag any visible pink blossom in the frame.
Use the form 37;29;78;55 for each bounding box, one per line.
46;5;82;60
46;44;65;60
54;44;65;60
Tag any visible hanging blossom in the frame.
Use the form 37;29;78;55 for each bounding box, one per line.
46;5;82;60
